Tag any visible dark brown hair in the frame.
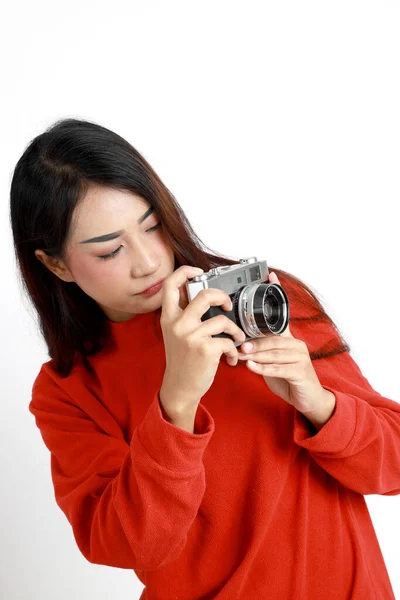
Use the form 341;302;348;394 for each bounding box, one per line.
9;118;350;378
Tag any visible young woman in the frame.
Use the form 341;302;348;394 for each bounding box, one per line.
10;118;399;599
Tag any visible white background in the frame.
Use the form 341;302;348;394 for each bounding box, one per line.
1;1;399;598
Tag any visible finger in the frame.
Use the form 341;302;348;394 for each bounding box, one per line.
268;271;280;284
246;361;293;377
238;349;300;363
240;335;293;353
185;288;234;322
200;314;245;344
162;266;204;321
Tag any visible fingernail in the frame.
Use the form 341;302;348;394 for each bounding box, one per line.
243;343;253;352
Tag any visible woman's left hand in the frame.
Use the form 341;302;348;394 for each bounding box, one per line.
237;271;330;416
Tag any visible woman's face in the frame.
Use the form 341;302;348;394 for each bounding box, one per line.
35;185;176;322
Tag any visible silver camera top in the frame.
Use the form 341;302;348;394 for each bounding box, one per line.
186;257;268;301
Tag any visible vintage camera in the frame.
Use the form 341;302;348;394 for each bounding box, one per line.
186;257;290;347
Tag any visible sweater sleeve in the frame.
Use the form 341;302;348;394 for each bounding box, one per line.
291;320;400;496
29;369;215;571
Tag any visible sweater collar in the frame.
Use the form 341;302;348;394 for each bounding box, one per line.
107;309;163;353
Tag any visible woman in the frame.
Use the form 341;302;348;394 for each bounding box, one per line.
10;118;399;599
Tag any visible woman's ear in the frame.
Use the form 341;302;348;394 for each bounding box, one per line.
34;249;75;283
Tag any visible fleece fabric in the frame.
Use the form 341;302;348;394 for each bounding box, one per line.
29;293;400;599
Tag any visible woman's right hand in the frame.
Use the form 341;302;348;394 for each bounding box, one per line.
159;265;246;418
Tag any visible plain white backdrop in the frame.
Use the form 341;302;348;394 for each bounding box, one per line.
1;1;399;598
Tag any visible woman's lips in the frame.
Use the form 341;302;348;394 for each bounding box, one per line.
139;279;164;296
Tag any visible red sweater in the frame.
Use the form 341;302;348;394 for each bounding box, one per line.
29;296;399;599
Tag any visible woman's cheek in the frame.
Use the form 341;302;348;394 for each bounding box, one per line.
72;255;110;287
92;260;122;287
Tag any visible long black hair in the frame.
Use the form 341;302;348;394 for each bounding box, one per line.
9;118;350;378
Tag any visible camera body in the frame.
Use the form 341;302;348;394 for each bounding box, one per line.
186;257;290;347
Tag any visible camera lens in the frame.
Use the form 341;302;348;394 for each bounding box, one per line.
260;284;289;333
235;282;289;336
264;291;279;325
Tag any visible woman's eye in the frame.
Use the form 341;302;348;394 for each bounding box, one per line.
98;222;162;261
99;246;122;261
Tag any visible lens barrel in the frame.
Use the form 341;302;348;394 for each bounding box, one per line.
233;282;290;336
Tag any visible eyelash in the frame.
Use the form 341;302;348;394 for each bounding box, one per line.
98;223;162;261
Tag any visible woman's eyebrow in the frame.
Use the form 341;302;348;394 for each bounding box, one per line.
79;206;155;244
